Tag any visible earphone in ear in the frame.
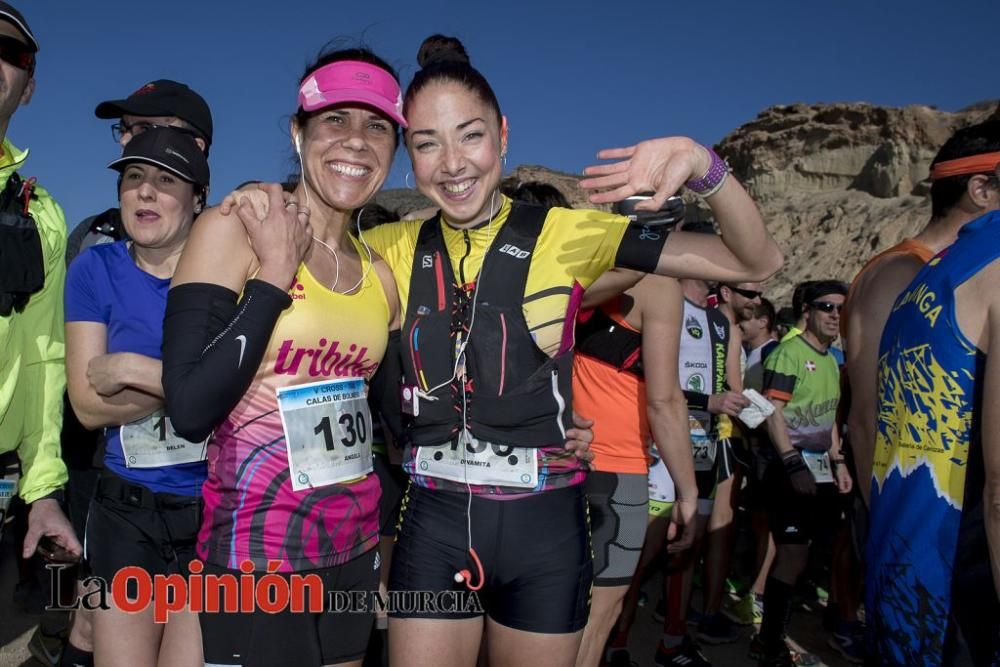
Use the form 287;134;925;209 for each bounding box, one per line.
295;133;302;154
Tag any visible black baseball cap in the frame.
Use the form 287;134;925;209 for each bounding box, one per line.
95;79;213;146
0;1;37;51
107;127;210;189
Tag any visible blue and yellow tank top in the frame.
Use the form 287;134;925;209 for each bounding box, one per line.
867;210;998;664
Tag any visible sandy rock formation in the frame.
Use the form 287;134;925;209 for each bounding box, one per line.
375;99;999;306
716;100;997;303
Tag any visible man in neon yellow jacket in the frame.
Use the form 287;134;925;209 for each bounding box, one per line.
0;1;80;559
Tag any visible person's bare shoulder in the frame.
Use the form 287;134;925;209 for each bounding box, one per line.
852;253;926;307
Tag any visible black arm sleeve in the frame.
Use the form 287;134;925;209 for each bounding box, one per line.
368;330;406;445
162;280;292;442
683;390;710;412
613;224;670;273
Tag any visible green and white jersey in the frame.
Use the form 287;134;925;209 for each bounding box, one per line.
762;335;839;451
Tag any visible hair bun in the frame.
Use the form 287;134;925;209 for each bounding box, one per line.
417;35;470;69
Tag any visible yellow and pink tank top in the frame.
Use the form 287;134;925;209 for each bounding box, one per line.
198;240;389;573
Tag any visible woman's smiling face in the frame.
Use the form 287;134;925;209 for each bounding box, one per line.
405;80;506;226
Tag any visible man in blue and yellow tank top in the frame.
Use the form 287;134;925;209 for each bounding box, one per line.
869;127;1000;666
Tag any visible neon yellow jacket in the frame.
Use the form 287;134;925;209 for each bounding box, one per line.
0;138;68;503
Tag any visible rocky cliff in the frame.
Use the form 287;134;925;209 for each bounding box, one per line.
377;99;999;306
716;100;997;302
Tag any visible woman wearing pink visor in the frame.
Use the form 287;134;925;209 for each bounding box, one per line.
160;48;404;667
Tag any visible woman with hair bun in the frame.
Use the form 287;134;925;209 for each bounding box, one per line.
354;34;783;667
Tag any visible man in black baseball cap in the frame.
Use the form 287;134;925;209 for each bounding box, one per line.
67;79;214;260
0;1;37;51
94;79;213;153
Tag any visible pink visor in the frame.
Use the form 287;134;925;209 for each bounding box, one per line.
298;60;407;128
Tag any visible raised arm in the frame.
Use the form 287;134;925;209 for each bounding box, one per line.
580;137;783;283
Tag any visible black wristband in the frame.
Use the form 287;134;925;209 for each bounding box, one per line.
780;449;808;475
614;223;670;273
683;390;710;412
34;489;65;504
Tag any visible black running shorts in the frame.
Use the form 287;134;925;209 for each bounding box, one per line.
200;550;379;667
389;483;592;633
84;471;201;587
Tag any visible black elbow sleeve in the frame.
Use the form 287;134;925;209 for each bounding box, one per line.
613;224;670;273
162;280;291;441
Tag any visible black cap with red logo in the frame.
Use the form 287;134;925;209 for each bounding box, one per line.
95;80;213;147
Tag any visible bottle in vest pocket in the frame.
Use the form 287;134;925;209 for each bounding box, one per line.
401;384;420;417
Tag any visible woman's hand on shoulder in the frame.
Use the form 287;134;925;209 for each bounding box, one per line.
235;184;312;291
218;181;295;220
175;184;310;294
579;137;709;210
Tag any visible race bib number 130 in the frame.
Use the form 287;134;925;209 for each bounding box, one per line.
278;378;373;492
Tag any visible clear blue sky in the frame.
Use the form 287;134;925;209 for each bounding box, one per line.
9;0;998;227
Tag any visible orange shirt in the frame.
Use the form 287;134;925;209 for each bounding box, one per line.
572;308;648;474
842;239;935;338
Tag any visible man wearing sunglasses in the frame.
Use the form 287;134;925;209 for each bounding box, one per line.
694;281;761;644
0;0;82;587
755;280;853;666
719;283;763;324
866;122;1000;665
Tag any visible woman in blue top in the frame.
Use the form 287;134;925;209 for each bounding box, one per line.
65;127;210;667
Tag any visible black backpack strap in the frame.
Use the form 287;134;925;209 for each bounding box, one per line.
0;172;44;316
478;202;548;307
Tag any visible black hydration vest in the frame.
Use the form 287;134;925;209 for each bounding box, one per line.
0;172;44;317
575;299;644;377
400;203;573;448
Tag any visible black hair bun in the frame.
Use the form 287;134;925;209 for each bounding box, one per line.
417;35;470;69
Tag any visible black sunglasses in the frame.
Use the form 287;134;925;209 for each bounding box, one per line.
726;285;763;300
810;301;844;313
0;35;34;71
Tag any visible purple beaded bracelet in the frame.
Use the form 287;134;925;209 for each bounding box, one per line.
685;147;729;197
